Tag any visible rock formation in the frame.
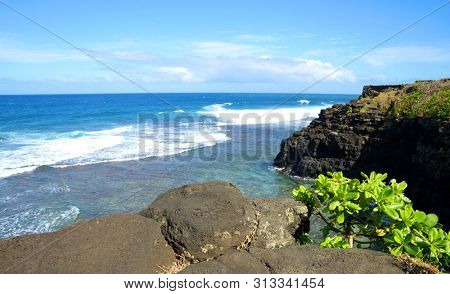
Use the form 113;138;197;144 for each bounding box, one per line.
274;79;450;227
0;182;406;274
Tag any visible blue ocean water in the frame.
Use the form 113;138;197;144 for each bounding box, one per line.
0;93;356;239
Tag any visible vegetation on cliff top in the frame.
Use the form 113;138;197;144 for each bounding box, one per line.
293;172;449;271
356;78;450;118
393;88;450;118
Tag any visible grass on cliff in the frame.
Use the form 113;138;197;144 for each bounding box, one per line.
355;79;450;118
393;89;450;118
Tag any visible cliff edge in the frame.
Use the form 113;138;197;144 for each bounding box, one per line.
274;79;450;227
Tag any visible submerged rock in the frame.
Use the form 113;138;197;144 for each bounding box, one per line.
0;214;176;274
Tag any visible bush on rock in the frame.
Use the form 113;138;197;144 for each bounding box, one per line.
293;171;449;270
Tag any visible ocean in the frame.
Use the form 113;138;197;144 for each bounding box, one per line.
0;93;357;239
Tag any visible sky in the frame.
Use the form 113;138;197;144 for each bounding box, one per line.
0;0;449;94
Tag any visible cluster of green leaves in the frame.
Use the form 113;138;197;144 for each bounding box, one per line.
293;171;450;270
393;89;450;118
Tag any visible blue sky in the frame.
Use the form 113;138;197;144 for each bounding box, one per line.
0;0;449;94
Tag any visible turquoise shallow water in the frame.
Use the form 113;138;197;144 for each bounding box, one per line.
0;93;356;239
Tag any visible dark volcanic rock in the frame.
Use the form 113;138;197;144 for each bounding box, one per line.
248;244;404;274
180;250;270;274
274;80;450;227
181;244;404;274
0;214;177;274
250;197;308;249
139;182;258;261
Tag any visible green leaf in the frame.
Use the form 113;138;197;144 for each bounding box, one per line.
391;245;403;255
336;213;345;224
393;229;404;244
383;205;400;220
398;181;407;191
345;192;359;200
429;228;439;242
412;211;426;223
404;244;419;256
423;214;439;228
346;202;361;211
329;201;340;211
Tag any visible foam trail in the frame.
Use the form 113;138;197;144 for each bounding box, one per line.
198;103;329;125
0;206;80;239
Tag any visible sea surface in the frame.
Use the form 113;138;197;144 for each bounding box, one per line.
0;93;357;239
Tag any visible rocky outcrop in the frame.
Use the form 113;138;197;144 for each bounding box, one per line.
139;182;309;261
0;182;407;274
181;245;404;274
0;214;177;274
274;79;450;227
139;182;259;261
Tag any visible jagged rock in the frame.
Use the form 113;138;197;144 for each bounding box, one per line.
139;182;258;261
249;244;404;274
180;250;270;274
250;197;308;249
274;79;450;227
0;214;177;274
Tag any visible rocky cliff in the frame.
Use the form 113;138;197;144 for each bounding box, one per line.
274;79;450;227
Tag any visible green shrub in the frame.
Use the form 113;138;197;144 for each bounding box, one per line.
293;171;450;270
394;89;450;118
346;106;353;114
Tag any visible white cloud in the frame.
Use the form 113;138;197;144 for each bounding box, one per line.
106;50;155;61
0;43;87;63
192;41;267;57
363;45;450;66
196;56;356;83
0;37;357;87
234;34;277;42
156;66;200;82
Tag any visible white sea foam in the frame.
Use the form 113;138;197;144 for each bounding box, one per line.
0;205;80;239
297;99;310;104
198;103;328;125
0;123;230;178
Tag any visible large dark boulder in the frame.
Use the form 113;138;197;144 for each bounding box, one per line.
0;214;177;274
139;182;258;261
